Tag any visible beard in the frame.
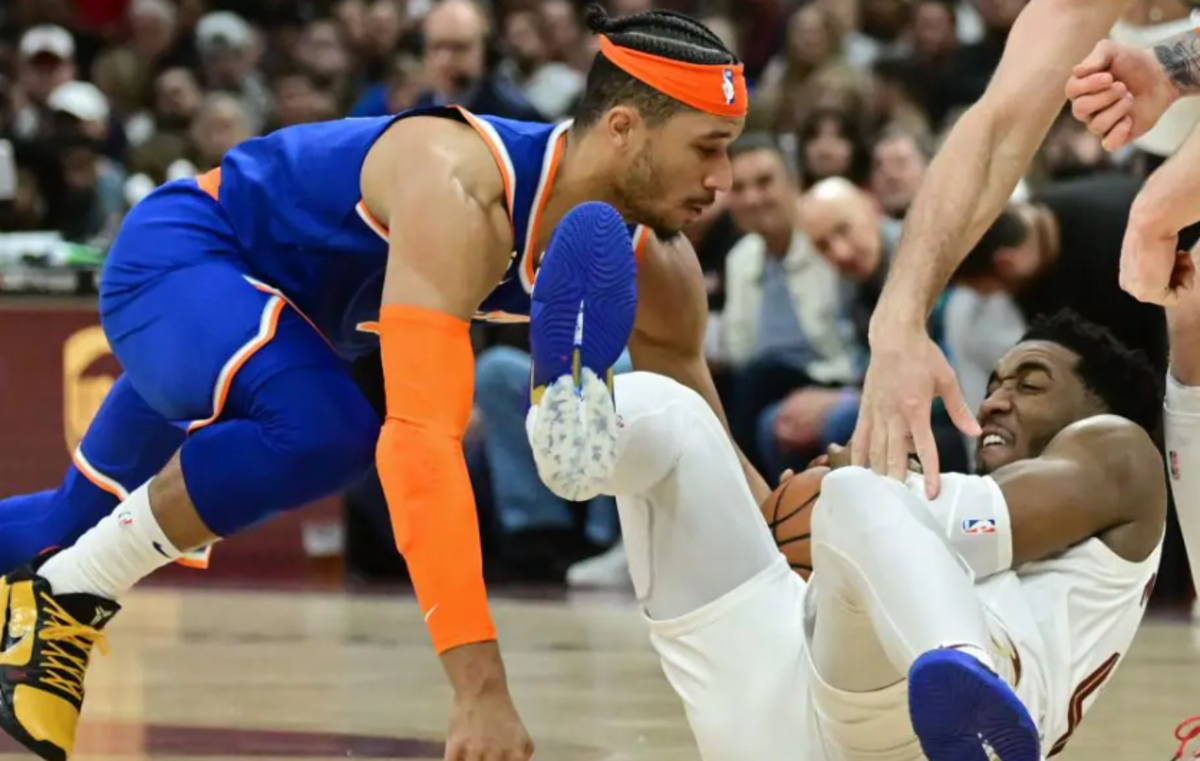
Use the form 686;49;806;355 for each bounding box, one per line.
615;147;682;241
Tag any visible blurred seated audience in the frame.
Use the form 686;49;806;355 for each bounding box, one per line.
721;135;858;475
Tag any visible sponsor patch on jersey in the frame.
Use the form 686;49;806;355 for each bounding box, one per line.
961;518;997;534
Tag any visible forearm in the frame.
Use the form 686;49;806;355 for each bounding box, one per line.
1130;121;1200;237
872;0;1125;331
376;305;502;691
872;104;1029;330
1152;25;1200;97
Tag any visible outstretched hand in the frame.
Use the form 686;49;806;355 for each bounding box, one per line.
850;329;978;498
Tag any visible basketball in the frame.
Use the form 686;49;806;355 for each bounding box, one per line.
760;466;827;580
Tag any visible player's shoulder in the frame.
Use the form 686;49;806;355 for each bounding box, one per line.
1048;414;1166;522
366;112;509;211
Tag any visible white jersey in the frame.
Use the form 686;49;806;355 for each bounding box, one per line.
977;532;1162;758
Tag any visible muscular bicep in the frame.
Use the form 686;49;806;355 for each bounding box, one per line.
989;418;1166;565
364;120;513;318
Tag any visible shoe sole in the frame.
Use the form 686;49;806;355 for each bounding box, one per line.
909;650;1041;761
528;202;637;501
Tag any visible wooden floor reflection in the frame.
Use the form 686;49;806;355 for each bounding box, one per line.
3;587;1194;761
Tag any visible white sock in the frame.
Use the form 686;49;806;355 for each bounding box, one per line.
41;480;182;599
812;467;997;675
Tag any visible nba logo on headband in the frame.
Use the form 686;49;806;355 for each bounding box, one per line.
722;69;736;106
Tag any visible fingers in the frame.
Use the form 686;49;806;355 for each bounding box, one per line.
1102;115;1134;151
869;411;889;476
909;414;942;499
939;368;981;438
1083;96;1133;141
885;416;910;483
1065;71;1114;101
1072;39;1115;78
1069;81;1125;121
849;404;871;468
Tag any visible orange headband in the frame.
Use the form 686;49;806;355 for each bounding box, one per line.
598;35;747;118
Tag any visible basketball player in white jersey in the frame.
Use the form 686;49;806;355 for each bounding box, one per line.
528;308;1166;761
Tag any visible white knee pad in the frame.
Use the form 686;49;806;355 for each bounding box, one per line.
813;467;1013;581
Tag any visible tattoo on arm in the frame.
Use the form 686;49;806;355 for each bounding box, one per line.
1154;30;1200;95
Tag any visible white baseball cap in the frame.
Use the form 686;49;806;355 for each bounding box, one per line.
48;81;110;124
195;11;253;54
19;25;75;61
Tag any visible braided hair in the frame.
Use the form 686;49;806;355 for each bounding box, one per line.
574;4;739;128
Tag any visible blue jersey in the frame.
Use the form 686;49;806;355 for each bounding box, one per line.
204;105;648;359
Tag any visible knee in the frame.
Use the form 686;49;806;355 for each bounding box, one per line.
812;466;892;548
263;374;380;486
614;372;711;425
814;467;932;552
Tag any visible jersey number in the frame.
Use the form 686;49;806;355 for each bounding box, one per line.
1046;652;1120;757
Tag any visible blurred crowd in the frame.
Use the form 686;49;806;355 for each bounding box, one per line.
0;0;1194;600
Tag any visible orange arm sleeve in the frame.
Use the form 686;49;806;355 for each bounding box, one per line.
376;304;495;653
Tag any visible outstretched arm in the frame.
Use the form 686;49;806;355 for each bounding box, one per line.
629;232;772;504
872;0;1129;327
362;117;533;761
853;0;1129;496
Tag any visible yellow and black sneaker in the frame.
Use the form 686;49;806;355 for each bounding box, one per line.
0;557;119;761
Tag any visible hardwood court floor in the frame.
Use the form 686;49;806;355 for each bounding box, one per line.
4;586;1196;761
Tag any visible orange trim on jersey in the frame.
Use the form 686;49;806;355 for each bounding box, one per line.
356;200;389;241
452;106;516;224
196;168;221;200
175;547;213;570
598;36;747;118
632;225;651;264
351;107;517;239
522;129;569;288
73;447;213;570
188;296;287;433
72;447;129;502
244;276;333;350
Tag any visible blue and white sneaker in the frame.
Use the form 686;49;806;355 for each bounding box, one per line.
909;648;1041;761
527;202;638;501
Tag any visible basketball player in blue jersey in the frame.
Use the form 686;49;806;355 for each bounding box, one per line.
0;7;765;761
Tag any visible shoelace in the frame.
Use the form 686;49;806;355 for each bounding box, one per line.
36;593;109;702
1174;716;1200;760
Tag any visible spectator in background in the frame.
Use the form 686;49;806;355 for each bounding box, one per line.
296;19;354;112
781;177;969;476
721;136;858;473
351;0;543;121
10;25;77;141
951;173;1176;376
194;11;272;133
796;106;871;187
1039;107;1114;181
869;123;930;219
188;92;253;171
751;5;867;134
268;69;338;131
500;9;584;119
867;56;930;135
46;80;126;243
470;346;624;585
540;0;592;73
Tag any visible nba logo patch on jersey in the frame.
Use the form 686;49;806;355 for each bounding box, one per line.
722;69;736;105
961;518;997;534
1170;450;1181;480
